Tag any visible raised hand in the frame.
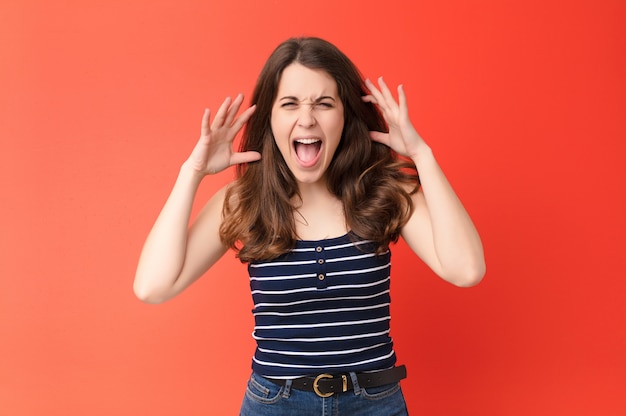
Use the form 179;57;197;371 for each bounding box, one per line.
186;94;261;175
363;78;427;160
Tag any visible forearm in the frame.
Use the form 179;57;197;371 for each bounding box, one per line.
133;162;204;301
411;146;485;286
362;78;484;285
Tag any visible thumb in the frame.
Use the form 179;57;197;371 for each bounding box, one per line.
230;151;262;166
369;131;390;147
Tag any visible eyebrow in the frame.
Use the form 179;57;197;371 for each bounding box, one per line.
278;96;337;102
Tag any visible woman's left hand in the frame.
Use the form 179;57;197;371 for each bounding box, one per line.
363;77;427;160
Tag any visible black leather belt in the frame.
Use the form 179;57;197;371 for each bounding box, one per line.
266;365;407;397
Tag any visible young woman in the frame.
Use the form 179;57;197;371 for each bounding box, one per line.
134;37;485;415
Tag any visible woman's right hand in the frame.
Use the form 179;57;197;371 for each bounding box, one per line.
186;93;261;176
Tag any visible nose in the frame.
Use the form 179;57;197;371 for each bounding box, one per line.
297;106;317;128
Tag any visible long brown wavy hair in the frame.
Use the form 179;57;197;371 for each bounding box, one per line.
220;37;419;262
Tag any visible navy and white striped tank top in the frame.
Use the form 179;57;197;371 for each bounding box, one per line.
248;232;397;379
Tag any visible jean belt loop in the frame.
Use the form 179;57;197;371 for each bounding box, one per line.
348;371;361;396
281;379;293;398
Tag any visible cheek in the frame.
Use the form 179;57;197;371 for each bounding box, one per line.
338;118;345;134
270;113;294;139
329;114;345;138
269;113;278;137
270;120;291;156
326;119;345;156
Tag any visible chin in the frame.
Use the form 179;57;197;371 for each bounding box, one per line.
294;174;324;186
291;168;327;186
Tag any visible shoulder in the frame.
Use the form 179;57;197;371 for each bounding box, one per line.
196;183;232;223
221;180;244;209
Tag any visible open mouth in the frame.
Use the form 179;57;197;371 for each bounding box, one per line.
293;138;322;166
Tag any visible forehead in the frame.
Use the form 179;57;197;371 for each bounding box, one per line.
276;63;339;99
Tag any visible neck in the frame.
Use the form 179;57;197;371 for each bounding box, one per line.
295;180;333;206
292;180;347;240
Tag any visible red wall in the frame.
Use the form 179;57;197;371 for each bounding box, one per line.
1;1;625;414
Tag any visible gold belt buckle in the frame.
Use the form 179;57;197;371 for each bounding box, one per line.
313;373;334;397
313;373;348;397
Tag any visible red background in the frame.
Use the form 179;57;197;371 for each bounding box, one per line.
1;0;625;414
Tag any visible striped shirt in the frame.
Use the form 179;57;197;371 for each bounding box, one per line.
248;232;397;379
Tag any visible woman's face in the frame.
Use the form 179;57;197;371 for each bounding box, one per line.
270;63;344;186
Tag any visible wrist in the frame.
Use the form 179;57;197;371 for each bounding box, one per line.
410;143;434;167
179;160;206;184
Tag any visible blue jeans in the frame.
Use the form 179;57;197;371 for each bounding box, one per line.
239;372;409;415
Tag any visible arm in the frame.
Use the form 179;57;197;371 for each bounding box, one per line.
364;78;485;287
133;94;260;303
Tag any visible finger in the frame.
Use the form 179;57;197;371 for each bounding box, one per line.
212;96;232;128
224;93;244;126
231;104;256;132
367;78;395;114
369;131;390;147
201;108;211;137
365;79;390;115
398;85;409;116
377;77;399;111
365;79;384;103
230;151;262;166
361;95;377;104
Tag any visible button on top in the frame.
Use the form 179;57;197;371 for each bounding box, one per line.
316;246;323;253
